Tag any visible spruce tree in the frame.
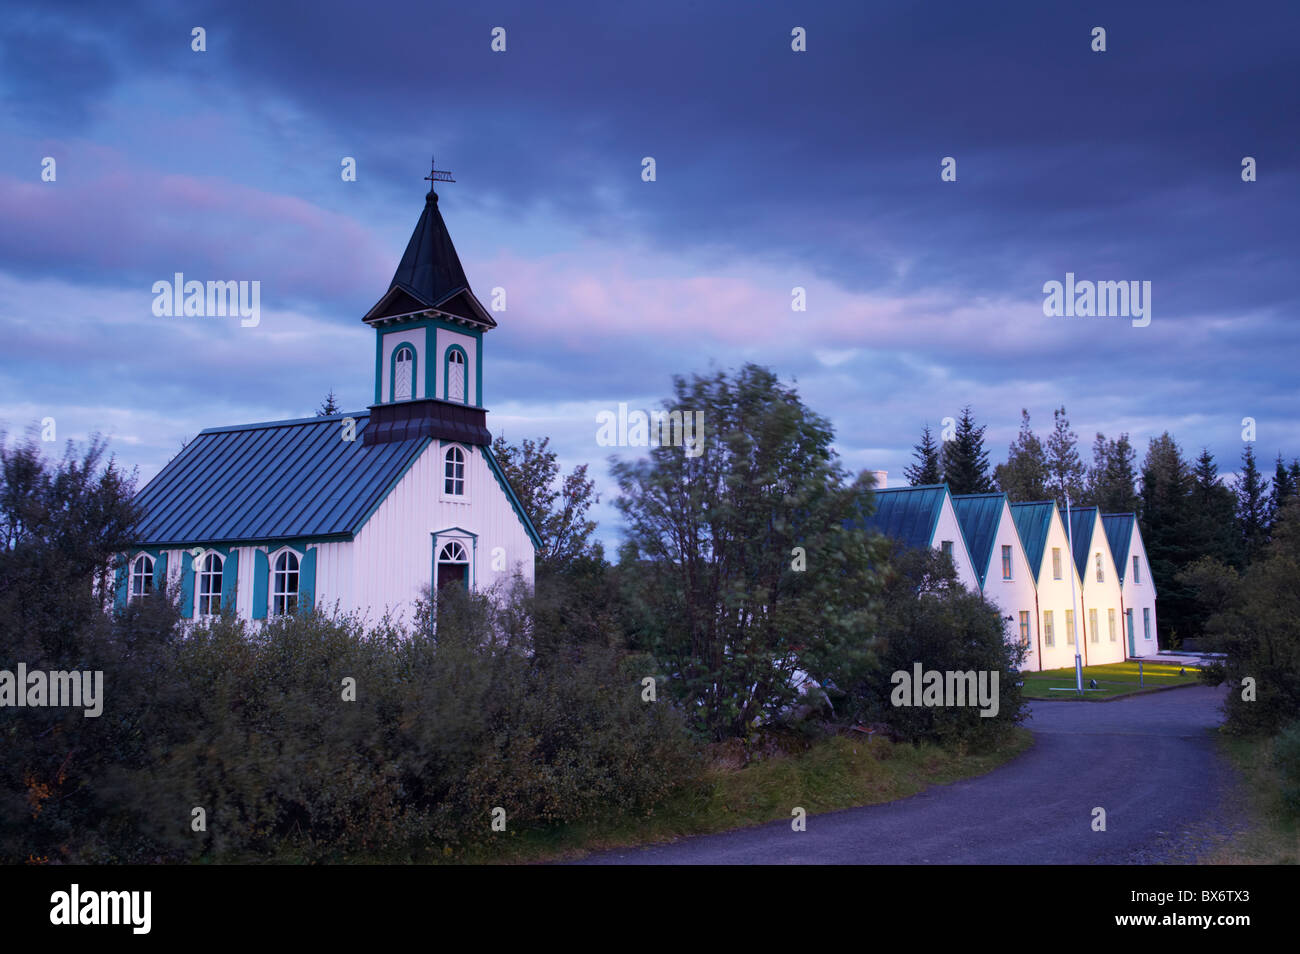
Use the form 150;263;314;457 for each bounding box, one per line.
1269;452;1296;536
941;406;994;495
1045;406;1087;508
1087;432;1140;513
994;409;1048;502
1139;433;1194;645
1234;444;1270;563
316;389;341;416
904;423;944;486
1189;449;1243;569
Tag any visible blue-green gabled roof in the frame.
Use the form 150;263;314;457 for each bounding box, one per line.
856;483;949;549
952;492;1007;588
1067;505;1099;575
1010;501;1055;580
1101;513;1136;580
130;412;428;547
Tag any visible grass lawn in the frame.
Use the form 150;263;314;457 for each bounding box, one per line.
448;728;1034;864
1021;660;1201;701
1201;733;1300;864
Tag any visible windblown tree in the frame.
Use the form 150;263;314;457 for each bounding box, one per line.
490;434;599;575
612;364;887;741
994;409;1048;502
1045;406;1087;508
940;405;994;495
1086;432;1140;514
904;423;943;486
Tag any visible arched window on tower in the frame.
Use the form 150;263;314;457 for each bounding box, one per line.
446;347;466;403
444;445;465;496
393;345;415;401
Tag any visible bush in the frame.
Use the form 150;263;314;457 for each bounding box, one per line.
831;545;1027;748
1274;718;1300;817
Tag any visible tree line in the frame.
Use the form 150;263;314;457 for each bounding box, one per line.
904;406;1300;644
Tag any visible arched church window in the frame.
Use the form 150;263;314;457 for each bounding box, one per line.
444;445;465;495
197;553;224;616
446;347;466;403
130;554;154;600
272;550;300;616
436;540;469;591
393;345;415;401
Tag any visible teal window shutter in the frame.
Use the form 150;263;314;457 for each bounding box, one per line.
299;548;317;612
221;548;239;613
114;560;128;610
252;549;269;619
179;554;196;618
154;551;168;593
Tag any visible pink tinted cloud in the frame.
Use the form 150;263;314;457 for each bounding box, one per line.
0;149;393;303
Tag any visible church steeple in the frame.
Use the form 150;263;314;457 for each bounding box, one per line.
361;160;495;448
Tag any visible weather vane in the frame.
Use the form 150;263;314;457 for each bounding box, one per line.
425;154;455;186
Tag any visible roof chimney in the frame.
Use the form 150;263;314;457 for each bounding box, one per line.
871;470;888;489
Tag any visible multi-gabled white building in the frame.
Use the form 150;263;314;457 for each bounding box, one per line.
952;492;1039;669
858;483;980;592
1066;506;1126;666
1102;513;1159;658
1010;501;1086;672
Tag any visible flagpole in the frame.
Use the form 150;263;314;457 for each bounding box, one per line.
1065;489;1083;694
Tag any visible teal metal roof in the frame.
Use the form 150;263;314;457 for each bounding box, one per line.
1009;501;1055;579
1067;505;1099;575
1101;513;1136;580
856;484;949;550
130;412;429;547
952;492;1007;588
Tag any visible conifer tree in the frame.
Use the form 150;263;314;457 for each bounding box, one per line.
994;409;1048;502
904;423;944;486
940;406;994;495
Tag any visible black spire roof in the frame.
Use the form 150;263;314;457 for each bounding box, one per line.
392;190;469;307
363;187;495;327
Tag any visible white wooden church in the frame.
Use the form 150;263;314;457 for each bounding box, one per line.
114;173;540;625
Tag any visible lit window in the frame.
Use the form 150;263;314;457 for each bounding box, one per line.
444;445;465;496
1089;608;1099;643
1002;545;1012;580
1052;548;1062;580
1019;610;1030;646
130;554;155;600
272;550;300;616
197;553;224;616
1108;608;1116;642
1043;610;1055;647
1065;609;1075;645
446;348;466;403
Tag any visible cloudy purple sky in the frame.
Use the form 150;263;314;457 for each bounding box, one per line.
2;0;1296;543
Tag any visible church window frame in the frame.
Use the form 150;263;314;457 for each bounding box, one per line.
129;553;155;601
197;552;225;617
269;547;302;617
443;444;467;499
444;345;469;404
390;342;418;402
